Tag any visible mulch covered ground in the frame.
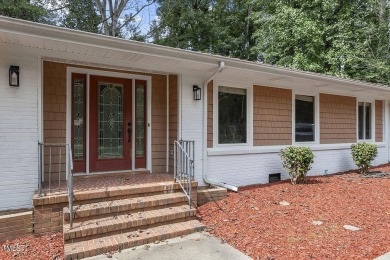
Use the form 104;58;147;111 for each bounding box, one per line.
1;166;389;260
197;165;390;260
0;232;63;260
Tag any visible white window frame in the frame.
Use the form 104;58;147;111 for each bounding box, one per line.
292;91;320;145
356;99;375;142
213;81;253;147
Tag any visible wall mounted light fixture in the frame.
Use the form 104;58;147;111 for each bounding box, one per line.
9;66;19;87
193;85;201;101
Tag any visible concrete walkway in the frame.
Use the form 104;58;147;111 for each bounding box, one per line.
86;232;252;260
375;252;390;260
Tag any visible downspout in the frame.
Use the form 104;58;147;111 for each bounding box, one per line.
202;61;239;192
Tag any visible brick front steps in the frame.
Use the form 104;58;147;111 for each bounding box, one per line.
63;193;188;221
33;181;198;235
63;205;196;242
34;181;204;259
64;220;205;259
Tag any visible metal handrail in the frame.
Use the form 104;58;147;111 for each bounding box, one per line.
67;145;74;228
174;140;195;208
37;142;74;228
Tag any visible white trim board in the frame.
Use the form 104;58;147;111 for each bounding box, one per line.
292;91;320;145
212;80;253;148
356;98;376;142
66;66;152;173
208;142;387;156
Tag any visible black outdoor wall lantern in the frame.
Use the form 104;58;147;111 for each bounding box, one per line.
193;85;201;101
9;66;20;87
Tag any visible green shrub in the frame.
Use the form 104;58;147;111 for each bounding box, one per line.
279;146;315;185
351;142;378;175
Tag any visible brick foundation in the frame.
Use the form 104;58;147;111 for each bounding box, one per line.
197;186;227;206
0;211;33;242
33;203;66;235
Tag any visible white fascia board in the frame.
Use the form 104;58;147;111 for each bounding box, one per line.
1;16;390;94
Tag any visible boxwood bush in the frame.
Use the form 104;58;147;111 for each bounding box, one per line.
351;142;378;175
280;146;315;185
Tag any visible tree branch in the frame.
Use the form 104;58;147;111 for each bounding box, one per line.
48;4;70;12
117;0;156;31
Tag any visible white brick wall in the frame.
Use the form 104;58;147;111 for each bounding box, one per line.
206;146;389;187
0;50;39;210
180;75;205;185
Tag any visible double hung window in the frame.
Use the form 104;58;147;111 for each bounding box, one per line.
358;102;372;140
295;95;315;142
218;86;247;144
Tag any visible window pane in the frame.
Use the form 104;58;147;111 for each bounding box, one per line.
98;83;124;159
73;79;84;160
358;102;364;140
218;86;247;144
295;95;315;142
365;103;371;139
135;85;145;157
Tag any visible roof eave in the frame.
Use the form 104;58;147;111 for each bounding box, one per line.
0;15;389;92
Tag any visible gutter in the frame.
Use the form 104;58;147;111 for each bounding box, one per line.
202;61;239;192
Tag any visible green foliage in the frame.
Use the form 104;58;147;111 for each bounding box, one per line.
351;142;378;175
153;0;390;85
280;146;315;185
151;0;256;59
0;0;51;23
60;0;101;33
251;0;390;85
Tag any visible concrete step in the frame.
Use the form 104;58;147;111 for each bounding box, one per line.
63;205;196;242
63;192;189;221
64;220;206;260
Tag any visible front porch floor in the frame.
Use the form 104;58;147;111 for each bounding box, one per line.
40;173;174;196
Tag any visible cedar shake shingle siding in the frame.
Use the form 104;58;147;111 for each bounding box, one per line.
375;100;383;142
150;74;167;173
320;93;356;144
43;61;67;145
253;85;292;146
43;62;67;181
207;81;213;148
168;75;178;172
43;61;168;174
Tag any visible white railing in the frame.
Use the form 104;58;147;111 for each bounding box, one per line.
174;140;194;208
38;142;74;228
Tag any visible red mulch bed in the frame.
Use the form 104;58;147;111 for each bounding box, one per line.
0;232;63;260
197;165;390;259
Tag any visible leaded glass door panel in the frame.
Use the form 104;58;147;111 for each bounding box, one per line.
89;76;132;172
72;73;87;173
135;80;146;168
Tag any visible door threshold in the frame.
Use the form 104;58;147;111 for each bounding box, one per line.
74;169;150;179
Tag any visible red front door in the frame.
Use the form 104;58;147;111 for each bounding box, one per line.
89;76;132;172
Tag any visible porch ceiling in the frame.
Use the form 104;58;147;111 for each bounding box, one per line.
1;16;390;98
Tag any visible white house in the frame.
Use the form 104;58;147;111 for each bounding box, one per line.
1;15;390;212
